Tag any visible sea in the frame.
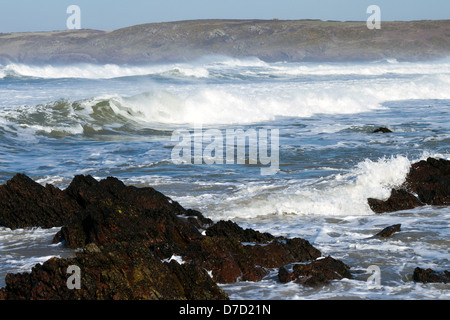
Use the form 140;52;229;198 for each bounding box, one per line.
0;56;449;299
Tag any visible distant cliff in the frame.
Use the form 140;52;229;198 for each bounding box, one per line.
0;19;449;65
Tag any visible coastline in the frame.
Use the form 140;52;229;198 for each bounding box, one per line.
0;19;450;65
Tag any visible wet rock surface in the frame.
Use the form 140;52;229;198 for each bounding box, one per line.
372;127;393;133
205;220;276;243
0;174;81;229
183;236;322;283
278;256;353;287
368;158;450;213
0;174;329;300
405;157;450;206
368;189;424;213
0;242;227;300
53;175;204;253
413;267;449;284
372;224;401;238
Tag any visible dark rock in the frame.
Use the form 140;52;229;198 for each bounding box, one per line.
0;174;82;229
278;265;296;283
183;236;321;283
64;175;187;214
372;127;393;133
206;220;275;243
184;209;214;230
166;260;228;300
54;175;322;284
405;157;450;205
0;242;228;300
368;189;424;213
373;224;401;238
278;256;352;287
54;203;203;255
413;267;450;284
54;175;204;252
367;158;450;213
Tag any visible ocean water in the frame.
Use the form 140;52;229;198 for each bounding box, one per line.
0;56;449;299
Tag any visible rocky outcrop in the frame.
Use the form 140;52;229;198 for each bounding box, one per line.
0;242;227;300
368;189;424;213
52;176;322;283
278;256;353;287
0;174;329;300
205;220;276;243
53;175;204;253
368;158;450;213
405;157;450;206
183;236;321;283
0;174;81;229
413;267;449;284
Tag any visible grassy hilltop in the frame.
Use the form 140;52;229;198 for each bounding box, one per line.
0;19;449;64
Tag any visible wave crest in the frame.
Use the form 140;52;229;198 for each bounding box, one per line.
203;155;424;219
0;63;211;80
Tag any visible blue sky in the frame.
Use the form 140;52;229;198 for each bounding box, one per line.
1;0;449;33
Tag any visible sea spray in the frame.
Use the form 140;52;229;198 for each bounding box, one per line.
1;58;449;299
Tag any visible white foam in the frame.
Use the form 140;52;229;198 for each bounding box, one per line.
0;63;210;79
201;154;432;219
2;59;450;127
4;57;449;80
204;55;269;68
267;59;450;77
95;69;450;125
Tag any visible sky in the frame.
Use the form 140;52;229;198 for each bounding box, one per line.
0;0;449;33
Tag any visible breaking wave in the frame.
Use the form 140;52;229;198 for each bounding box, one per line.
1;57;449;138
0;63;210;80
1;79;449;137
199;152;449;219
1;56;450;80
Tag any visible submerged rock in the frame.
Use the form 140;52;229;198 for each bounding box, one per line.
413;267;449;284
372;224;401;238
368;158;450;213
372;127;393;133
278;256;353;287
